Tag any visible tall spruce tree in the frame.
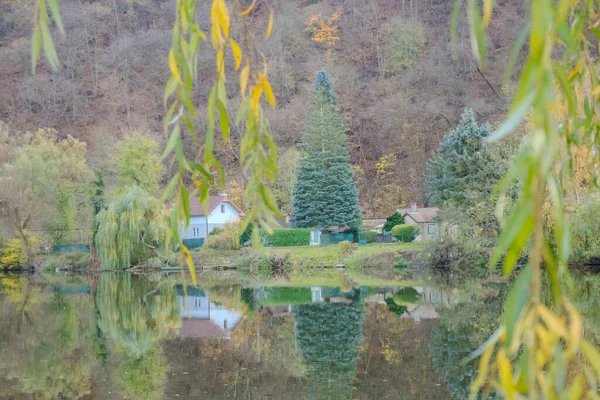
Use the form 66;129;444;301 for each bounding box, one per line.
291;70;361;230
425;109;505;208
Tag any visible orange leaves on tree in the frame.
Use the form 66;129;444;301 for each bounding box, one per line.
305;12;341;49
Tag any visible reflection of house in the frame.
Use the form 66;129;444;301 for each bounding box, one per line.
396;204;440;241
176;286;244;339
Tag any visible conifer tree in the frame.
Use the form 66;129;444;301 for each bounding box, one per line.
425;109;505;208
291;70;361;230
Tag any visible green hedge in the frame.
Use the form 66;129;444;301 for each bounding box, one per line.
363;231;378;244
263;228;311;247
391;224;419;242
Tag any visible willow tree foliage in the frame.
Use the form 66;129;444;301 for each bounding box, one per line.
294;295;365;399
291;70;361;230
458;0;600;396
96;273;178;399
95;186;171;269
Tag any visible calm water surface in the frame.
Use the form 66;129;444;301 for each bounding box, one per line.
1;271;599;399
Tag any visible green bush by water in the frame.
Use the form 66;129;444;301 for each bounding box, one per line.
263;228;311;247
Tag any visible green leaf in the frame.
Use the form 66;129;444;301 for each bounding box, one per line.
46;0;65;35
218;101;230;143
487;91;535;142
175;134;191;172
159;174;180;203
503;264;532;349
40;22;60;71
180;185;190;223
208;86;217;127
467;0;486;70
178;85;196;118
163;102;177;135
162;124;180;160
163;76;178;107
489;200;533;273
462;325;504;364
31;26;41;73
504;24;530;84
450;0;464;54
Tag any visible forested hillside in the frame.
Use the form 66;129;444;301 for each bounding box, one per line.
0;0;526;216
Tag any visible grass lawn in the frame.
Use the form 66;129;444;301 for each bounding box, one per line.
266;246;341;268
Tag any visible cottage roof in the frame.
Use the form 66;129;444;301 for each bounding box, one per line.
188;195;245;217
178;319;231;339
396;207;439;223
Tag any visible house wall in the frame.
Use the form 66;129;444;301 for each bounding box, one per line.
181;202;241;240
403;218;439;242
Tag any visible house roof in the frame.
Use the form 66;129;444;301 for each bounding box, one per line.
188;195;245;217
396;207;439;223
178;319;232;339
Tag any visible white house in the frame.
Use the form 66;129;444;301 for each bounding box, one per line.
181;195;244;240
177;290;244;339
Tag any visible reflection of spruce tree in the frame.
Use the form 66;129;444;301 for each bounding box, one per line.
96;273;180;400
294;296;365;399
428;283;505;399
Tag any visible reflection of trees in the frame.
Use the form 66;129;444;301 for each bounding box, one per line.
294;295;365;400
0;278;95;399
568;273;600;343
428;283;504;399
96;273;180;400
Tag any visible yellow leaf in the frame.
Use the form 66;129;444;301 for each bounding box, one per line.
216;0;230;39
181;245;197;286
565;301;582;353
482;0;493;27
261;75;276;107
591;85;600;97
266;9;274;40
216;48;224;74
497;349;514;395
240;0;256;16
230;39;242;71
569;61;583;80
536;304;568;338
169;49;183;84
240;63;250;97
469;344;494;400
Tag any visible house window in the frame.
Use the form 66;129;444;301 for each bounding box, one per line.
428;224;437;235
221;204;225;213
193;297;202;308
192;227;201;237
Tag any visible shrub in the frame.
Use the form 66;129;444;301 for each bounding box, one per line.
42;251;89;271
338;240;353;262
205;223;242;250
362;231;378;244
393;287;420;305
0;239;26;269
209;226;224;236
384;21;426;75
383;211;405;233
263;228;310;247
391;224;419;242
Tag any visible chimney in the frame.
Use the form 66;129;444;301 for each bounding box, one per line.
410;203;417;212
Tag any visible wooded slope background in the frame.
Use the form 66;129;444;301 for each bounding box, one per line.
0;0;526;216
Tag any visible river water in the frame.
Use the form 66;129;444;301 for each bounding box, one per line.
0;270;598;399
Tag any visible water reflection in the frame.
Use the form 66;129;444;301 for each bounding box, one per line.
5;271;598;399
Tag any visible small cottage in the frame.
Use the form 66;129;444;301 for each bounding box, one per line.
181;195;244;241
396;204;440;241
